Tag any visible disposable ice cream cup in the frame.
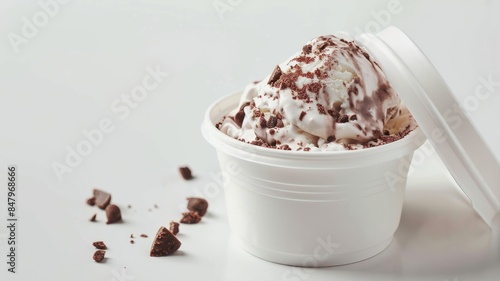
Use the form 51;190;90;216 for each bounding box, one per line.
202;91;426;267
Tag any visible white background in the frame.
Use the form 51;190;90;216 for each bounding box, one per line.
0;0;499;280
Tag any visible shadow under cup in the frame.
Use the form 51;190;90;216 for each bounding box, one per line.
202;92;426;267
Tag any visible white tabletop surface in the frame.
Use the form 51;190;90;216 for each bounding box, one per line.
0;1;499;280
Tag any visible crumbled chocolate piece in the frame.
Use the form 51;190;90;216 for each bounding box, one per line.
234;110;245;127
130;240;135;244
180;211;201;224
179;166;193;180
303;147;311;151
380;135;400;143
90;214;97;222
269;129;275;135
154;204;158;209
169;221;179;235
150;226;181;257
302;44;312;54
317;104;326;115
130;234;135;238
383;130;390;135
349;115;357;121
187;197;209;217
93;250;106;262
93;189;112;210
259;116;267;128
328;109;339;119
127;204;132;209
105;204;122;224
299;111;307;121
327;136;336;142
93;241;107;250
140;234;148;238
278;144;291;150
318;42;328;51
267;116;278;128
337;115;349;123
276;119;284;128
86;197;96;206
267;65;282;85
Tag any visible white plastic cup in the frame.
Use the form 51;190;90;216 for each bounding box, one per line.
202;91;426;267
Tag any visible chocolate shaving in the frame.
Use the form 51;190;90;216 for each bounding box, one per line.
299;111;307;121
267;65;282;86
302;44;312;54
234;110;245;127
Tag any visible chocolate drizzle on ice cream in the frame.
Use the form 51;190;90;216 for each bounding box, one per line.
218;34;417;151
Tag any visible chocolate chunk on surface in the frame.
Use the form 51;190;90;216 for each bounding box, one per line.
140;234;148;238
169;221;179;235
179;166;193;180
150;226;181;257
180;211;201;224
187;197;209;217
86;197;96;206
105;204;122;224
89;214;97;222
93;189;112;210
267;65;282;85
93;250;106;262
93;241;107;250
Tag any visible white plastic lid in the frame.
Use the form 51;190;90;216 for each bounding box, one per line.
357;26;500;228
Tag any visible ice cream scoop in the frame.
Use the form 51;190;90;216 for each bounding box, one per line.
218;34;416;151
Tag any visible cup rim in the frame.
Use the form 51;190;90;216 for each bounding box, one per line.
203;91;426;161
